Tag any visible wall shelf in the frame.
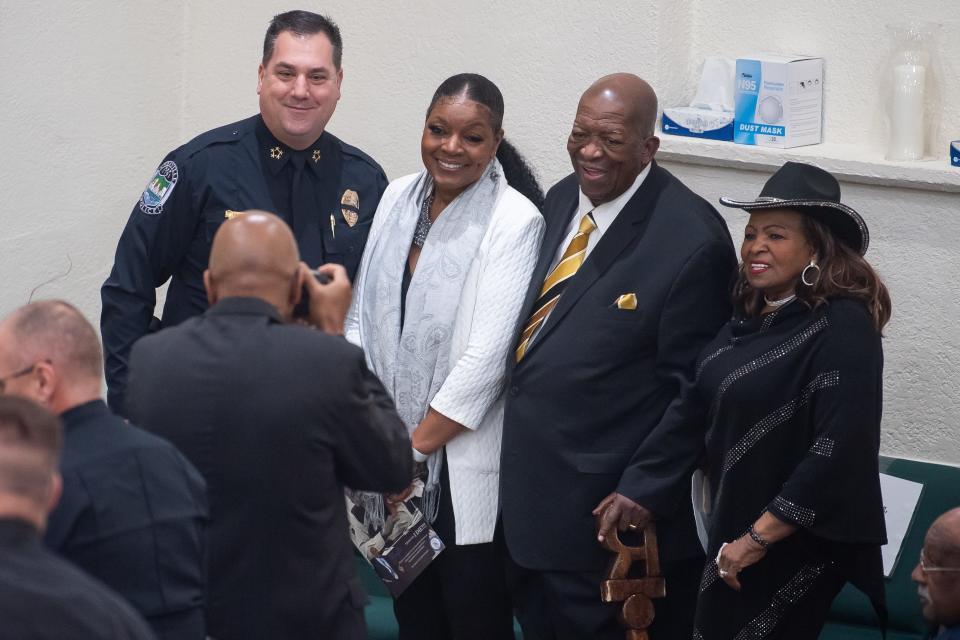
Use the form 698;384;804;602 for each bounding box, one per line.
657;136;960;193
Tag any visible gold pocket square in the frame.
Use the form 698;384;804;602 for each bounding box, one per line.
615;293;637;310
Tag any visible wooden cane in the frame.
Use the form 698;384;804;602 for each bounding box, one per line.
596;516;666;640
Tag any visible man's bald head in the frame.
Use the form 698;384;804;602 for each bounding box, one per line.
582;73;659;137
0;301;102;390
567;73;661;205
205;211;301;313
913;507;960;626
928;508;960;565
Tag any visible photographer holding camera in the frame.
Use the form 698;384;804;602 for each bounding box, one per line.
125;210;411;640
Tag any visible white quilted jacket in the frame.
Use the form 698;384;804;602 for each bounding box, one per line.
345;172;544;545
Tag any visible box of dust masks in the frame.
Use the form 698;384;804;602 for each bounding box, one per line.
734;54;823;148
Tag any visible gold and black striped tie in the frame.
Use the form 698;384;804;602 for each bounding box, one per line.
515;212;596;362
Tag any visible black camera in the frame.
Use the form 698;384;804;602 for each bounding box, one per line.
292;269;332;321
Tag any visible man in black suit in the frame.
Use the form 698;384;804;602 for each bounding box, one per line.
125;211;412;640
500;74;737;639
0;300;206;639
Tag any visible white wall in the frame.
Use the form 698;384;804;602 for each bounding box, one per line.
1;1;957;463
0;2;184;320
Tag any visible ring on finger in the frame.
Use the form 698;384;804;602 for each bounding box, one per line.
627;523;638;530
718;568;729;578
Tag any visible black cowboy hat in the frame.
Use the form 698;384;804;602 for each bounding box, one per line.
719;161;869;255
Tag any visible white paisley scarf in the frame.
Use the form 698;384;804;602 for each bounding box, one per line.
353;158;505;528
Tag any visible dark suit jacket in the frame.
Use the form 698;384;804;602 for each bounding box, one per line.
45;400;206;640
501;162;737;572
126;296;411;640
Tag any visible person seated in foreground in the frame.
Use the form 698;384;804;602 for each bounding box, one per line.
913;508;960;639
0;395;155;639
0;300;207;639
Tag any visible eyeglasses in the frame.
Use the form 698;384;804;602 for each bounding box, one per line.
0;363;38;394
920;549;960;573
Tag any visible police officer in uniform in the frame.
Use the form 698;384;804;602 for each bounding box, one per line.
101;10;387;415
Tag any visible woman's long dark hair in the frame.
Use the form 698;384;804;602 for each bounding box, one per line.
733;214;892;332
427;73;544;210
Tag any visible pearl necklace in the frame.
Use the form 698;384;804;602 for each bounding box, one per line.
763;294;796;308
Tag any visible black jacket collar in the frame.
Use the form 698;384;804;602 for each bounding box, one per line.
0;518;39;546
59;400;111;431
205;296;285;324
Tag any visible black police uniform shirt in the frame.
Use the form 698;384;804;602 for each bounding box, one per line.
44;399;208;640
101;114;387;414
0;518;156;640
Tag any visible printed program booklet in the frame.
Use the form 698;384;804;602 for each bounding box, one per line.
345;479;444;597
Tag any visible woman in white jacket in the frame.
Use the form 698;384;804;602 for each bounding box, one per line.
345;73;544;639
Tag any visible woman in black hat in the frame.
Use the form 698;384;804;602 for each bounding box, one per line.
629;161;891;638
702;161;891;638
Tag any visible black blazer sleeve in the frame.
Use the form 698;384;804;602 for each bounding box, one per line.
617;237;734;514
332;351;412;494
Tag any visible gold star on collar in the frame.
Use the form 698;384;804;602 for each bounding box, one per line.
312;149;322;163
269;146;283;160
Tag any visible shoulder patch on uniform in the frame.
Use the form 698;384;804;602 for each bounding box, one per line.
139;161;178;215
